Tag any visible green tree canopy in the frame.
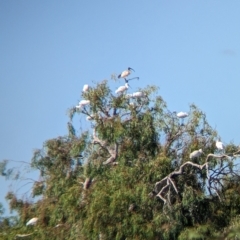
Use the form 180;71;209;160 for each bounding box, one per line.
1;79;240;239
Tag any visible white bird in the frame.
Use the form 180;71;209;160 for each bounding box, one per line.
216;140;224;151
79;100;90;106
176;112;188;118
76;100;90;109
118;67;135;80
115;83;129;94
132;91;145;98
190;149;203;159
26;217;38;226
82;84;89;92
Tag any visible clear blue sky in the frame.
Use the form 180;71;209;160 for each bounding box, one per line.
1;1;240;215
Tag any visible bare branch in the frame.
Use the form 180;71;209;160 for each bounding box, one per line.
154;150;240;206
92;129;119;165
15;233;34;238
83;178;92;190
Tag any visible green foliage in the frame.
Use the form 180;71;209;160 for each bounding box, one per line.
1;79;240;239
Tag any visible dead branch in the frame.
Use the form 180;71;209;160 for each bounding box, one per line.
92;129;119;165
154;151;240;205
83;178;92;190
15;233;34;238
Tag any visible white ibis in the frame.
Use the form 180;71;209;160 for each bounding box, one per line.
76;100;90;109
115;83;129;94
118;67;135;80
26;217;38;226
190;149;203;159
176;112;188;118
216;140;224;151
82;84;89;92
132;91;145;98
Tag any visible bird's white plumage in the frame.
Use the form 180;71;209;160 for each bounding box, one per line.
216;140;224;150
76;100;90;109
190;149;203;159
79;100;90;105
26;217;38;226
119;70;130;78
118;68;134;79
177;112;188;118
132;91;145;98
82;84;89;92
115;83;129;94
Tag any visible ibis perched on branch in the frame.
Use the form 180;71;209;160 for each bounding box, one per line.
190;149;203;159
76;100;90;109
216;140;224;152
26;217;38;226
82;84;89;92
176;112;188;118
118;67;135;80
176;111;188;125
132;91;145;98
115;83;129;94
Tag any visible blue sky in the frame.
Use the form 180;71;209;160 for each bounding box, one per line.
1;1;240;215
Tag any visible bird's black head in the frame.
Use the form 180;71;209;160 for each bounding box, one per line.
128;67;135;71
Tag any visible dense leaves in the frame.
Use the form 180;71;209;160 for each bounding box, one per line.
1;80;240;239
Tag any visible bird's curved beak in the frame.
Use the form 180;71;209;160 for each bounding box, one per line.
129;67;135;72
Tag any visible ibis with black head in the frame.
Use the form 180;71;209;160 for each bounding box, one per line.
118;67;135;80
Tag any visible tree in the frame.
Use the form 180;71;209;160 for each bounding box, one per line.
1;79;240;239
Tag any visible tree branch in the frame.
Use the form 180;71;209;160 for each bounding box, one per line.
154;152;240;205
92;129;119;165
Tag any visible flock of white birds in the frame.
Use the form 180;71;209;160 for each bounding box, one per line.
75;67;144;109
25;68;225;227
173;112;225;159
189;140;224;159
76;67;225;160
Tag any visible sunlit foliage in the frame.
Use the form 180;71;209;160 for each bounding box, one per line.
1;80;240;239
